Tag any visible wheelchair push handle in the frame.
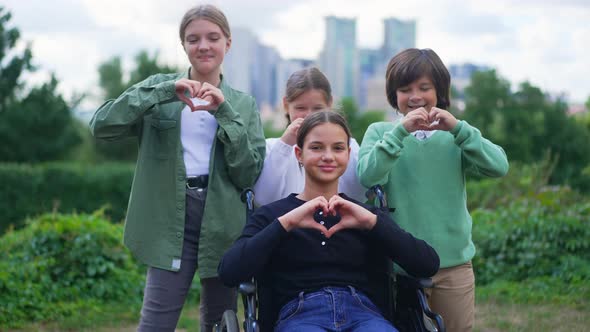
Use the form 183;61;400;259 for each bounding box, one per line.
241;188;255;214
365;185;395;213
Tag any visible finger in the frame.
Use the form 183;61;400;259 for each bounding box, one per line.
196;84;209;98
190;81;202;97
177;94;197;111
316;196;330;216
328;195;343;214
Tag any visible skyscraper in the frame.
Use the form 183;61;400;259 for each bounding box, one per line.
382;18;416;61
319;16;359;102
223;27;257;94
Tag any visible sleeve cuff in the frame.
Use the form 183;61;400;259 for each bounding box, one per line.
450;120;465;136
212;100;236;125
392;123;410;141
272;139;295;156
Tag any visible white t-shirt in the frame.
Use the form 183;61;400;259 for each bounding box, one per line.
180;105;217;177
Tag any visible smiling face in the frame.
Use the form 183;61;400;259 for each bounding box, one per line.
295;122;350;185
182;18;231;79
395;75;438;115
284;89;332;122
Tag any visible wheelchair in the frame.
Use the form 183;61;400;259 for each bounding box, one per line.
214;187;445;332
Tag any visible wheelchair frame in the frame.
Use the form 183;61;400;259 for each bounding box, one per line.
214;187;445;332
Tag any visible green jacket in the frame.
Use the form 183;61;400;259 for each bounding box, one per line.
89;72;266;278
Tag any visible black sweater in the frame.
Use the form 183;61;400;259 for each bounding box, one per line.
218;194;440;311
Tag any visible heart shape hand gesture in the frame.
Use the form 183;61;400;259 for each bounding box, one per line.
323;195;377;238
175;78;225;112
278;195;377;238
401;107;458;132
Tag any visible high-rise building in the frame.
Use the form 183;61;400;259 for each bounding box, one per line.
252;44;281;109
223;28;282;109
381;18;416;61
319;16;359;103
359;48;381;108
223;27;257;94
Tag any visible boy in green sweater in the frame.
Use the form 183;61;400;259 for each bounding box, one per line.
357;48;509;332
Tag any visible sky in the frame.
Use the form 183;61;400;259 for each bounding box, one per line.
3;0;590;111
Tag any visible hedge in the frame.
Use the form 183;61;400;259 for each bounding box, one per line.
0;162;134;233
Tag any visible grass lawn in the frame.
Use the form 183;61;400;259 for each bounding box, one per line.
7;298;588;331
474;301;588;332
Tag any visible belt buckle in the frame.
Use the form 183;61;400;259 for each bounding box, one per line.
186;177;199;190
186;175;207;190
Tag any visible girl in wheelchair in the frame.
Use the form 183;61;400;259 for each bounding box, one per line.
218;111;439;332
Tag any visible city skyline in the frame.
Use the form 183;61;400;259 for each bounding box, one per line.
3;0;589;110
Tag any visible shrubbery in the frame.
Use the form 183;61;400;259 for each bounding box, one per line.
0;162;134;233
472;187;590;285
466;158;590;305
0;212;145;328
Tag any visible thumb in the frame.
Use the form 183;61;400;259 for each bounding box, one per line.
177;94;197;111
324;223;345;239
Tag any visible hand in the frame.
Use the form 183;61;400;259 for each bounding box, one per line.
175;79;223;112
400;108;431;132
280;118;304;146
195;82;225;112
278;196;329;234
324;195;376;238
427;107;458;131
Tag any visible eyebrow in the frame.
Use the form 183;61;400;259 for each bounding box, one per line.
185;32;221;38
308;140;347;145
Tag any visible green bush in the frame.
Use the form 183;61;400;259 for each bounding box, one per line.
472;186;590;286
0;162;134;233
0;212;145;328
466;154;558;211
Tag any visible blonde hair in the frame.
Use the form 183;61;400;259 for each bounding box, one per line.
179;5;231;43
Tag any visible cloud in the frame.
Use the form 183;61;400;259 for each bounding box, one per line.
2;0;590;104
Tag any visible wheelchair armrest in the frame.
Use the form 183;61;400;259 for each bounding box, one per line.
416;288;446;332
238;281;256;295
396;274;434;289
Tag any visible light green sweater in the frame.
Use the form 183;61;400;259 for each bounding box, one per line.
357;120;509;268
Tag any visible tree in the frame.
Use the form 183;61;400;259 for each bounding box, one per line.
0;7;80;162
94;50;179;160
462;69;512;140
98;50;178;101
462;68;590;191
98;56;126;100
338;97;385;144
0;7;32;108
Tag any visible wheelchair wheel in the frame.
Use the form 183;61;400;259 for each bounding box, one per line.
216;309;239;332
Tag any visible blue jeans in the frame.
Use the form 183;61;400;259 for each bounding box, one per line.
274;286;398;332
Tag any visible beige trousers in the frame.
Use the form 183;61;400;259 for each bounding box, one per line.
424;261;475;332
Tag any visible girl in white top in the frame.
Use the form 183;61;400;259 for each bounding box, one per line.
254;67;366;205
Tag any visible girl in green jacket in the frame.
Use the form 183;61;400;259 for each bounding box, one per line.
357;48;509;332
90;5;265;332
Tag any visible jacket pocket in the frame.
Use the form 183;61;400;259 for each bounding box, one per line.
144;118;177;159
